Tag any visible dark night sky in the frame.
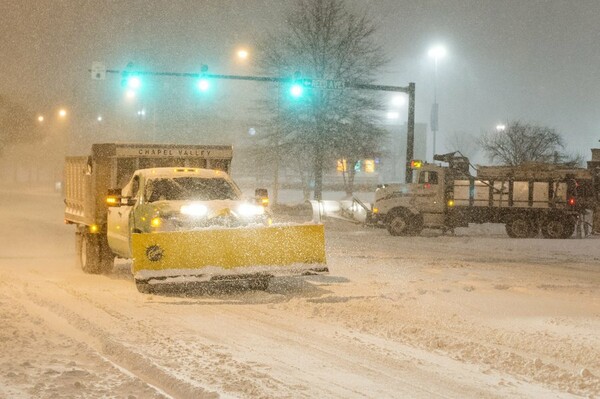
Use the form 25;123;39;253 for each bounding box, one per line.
1;0;599;160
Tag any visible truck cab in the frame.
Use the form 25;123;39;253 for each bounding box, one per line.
107;167;270;258
373;161;449;235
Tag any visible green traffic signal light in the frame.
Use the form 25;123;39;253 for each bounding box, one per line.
198;78;210;92
127;76;141;89
290;83;303;98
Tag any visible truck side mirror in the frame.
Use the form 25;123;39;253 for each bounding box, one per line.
106;189;136;207
255;188;269;206
106;188;122;207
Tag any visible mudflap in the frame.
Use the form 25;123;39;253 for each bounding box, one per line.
131;224;327;284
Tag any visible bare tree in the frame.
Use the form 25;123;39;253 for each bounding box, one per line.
478;121;582;166
445;130;479;160
256;0;387;200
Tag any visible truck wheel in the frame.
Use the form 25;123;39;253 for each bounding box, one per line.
542;217;574;239
387;213;410;236
559;218;575;239
135;281;153;294
98;235;115;273
505;217;537;238
76;231;114;274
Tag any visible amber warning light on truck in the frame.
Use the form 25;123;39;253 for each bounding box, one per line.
410;160;423;169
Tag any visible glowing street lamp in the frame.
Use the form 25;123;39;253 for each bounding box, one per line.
37;115;44;123
237;49;249;61
428;46;447;62
391;95;406;107
58;109;67;118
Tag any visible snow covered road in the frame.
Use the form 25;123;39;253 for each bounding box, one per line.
0;189;598;398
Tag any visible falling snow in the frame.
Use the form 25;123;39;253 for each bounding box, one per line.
0;187;598;398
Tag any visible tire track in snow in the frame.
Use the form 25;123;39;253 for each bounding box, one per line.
12;276;220;399
44;278;296;398
51;276;459;398
163;295;501;398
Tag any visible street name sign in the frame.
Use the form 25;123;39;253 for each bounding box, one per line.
301;78;346;90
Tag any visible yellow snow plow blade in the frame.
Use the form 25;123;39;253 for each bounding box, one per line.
131;224;326;276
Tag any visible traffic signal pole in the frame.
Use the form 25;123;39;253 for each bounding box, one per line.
97;68;416;184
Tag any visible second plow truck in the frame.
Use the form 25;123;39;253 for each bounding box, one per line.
64;143;327;293
371;151;599;238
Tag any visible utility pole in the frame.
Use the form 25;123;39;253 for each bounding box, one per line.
406;83;416;183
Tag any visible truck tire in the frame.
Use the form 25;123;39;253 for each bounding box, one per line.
386;210;421;236
505;217;538;238
135;281;153;294
541;217;575;239
76;231;114;274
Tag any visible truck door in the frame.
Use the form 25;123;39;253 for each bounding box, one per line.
413;169;446;214
107;175;140;258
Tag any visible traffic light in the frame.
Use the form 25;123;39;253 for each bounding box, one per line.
120;62;142;93
126;76;141;90
197;64;210;93
197;78;210;92
289;70;304;99
290;83;303;98
121;71;142;97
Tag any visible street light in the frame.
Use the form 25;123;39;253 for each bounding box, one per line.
237;49;249;61
58;109;67;118
391;95;406;107
37;115;44;123
428;45;447;160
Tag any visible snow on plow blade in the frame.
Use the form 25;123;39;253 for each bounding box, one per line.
131;224;327;282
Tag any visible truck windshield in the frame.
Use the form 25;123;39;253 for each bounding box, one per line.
145;177;239;202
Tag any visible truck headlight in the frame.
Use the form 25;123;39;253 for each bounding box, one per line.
180;204;208;217
237;203;265;217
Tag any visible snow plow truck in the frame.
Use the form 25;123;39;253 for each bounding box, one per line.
64;143;327;292
370;151;600;238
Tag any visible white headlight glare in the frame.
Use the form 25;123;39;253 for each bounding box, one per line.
238;203;265;217
180;203;208;217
